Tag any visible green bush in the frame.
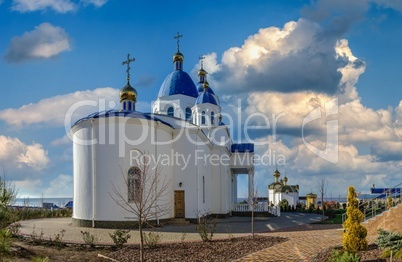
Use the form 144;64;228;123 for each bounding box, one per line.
375;228;402;259
328;250;360;262
143;232;161;249
81;230;97;248
109;229;131;249
0;228;12;254
196;213;217;242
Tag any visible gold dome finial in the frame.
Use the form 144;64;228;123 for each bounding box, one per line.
173;32;184;65
198;55;207;76
120;53;137;103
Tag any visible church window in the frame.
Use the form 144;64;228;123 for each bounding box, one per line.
210;112;214;125
128;167;142;202
201;111;206;125
185;107;192;121
202;176;205;203
167;107;174;117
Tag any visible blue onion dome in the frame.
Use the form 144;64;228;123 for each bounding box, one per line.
197;81;215;94
195;82;218;105
158;51;198;98
158;71;198;97
120;81;137;103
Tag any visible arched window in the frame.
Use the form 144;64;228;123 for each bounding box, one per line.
128;167;141;202
185;107;192;121
210;112;215;125
201;111;206;125
167;107;174;117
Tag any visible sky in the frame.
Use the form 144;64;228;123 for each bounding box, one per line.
1;0;402;199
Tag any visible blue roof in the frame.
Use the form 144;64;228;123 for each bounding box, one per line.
197;82;215;94
371;188;401;194
195;91;218;105
158;70;198;98
65;201;73;208
231;143;254;153
72;110;173;128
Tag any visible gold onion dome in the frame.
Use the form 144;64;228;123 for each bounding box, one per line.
173;52;184;62
198;68;207;76
284;176;288;183
203;81;209;89
120;81;137;103
273;169;281;178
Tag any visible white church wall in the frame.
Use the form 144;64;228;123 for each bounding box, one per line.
73;126;93;220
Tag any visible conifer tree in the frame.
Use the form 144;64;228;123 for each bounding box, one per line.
342;186;368;253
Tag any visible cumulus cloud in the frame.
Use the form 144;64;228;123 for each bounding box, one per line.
80;0;108;7
198;19;353;95
0;87;117;127
5;23;71;63
11;0;108;13
0;87;150;129
0;136;49;171
51;135;72;147
43;174;73;197
11;0;76;13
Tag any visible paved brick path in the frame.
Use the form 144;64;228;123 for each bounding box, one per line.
237;224;343;262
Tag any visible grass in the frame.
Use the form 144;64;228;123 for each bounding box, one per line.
313;214;343;224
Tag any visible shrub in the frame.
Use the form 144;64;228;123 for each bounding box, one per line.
329;250;360;262
196;212;217;242
81;230;97;248
375;228;402;259
109;229;131;249
143;232;161;249
50;229;65;250
7;222;21;236
30;225;44;244
342;186;367;253
0;228;12;254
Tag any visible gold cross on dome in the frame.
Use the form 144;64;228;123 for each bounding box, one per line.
174;32;183;52
122;53;135;81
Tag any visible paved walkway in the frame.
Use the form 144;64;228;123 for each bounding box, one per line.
237;224;342;262
18;213;344;261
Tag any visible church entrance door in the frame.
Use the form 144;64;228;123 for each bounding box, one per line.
174;190;185;218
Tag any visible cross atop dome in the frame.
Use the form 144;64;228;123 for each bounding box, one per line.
122;53;135;82
174;32;183;52
199;55;205;69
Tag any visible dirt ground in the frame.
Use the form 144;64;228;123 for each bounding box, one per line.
3;237;398;261
3;235;286;262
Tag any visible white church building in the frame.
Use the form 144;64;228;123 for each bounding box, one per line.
71;36;256;228
268;169;299;207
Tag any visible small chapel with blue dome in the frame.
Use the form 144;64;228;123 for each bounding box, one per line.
71;34;257;228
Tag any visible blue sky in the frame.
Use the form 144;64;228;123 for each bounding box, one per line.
1;0;402;198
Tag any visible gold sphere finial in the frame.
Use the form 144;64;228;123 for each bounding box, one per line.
120;82;137;103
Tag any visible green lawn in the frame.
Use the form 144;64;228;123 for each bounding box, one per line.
313;214;343;224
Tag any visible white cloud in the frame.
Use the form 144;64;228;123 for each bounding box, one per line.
43;174;73;197
80;0;108;7
11;0;76;13
197;19;350;95
0;136;49;171
0;87;118;128
51;134;72;147
13;178;43;198
5;23;71;63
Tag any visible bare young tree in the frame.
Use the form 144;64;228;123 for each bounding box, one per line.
110;155;171;262
317;177;327;221
245;176;259;240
